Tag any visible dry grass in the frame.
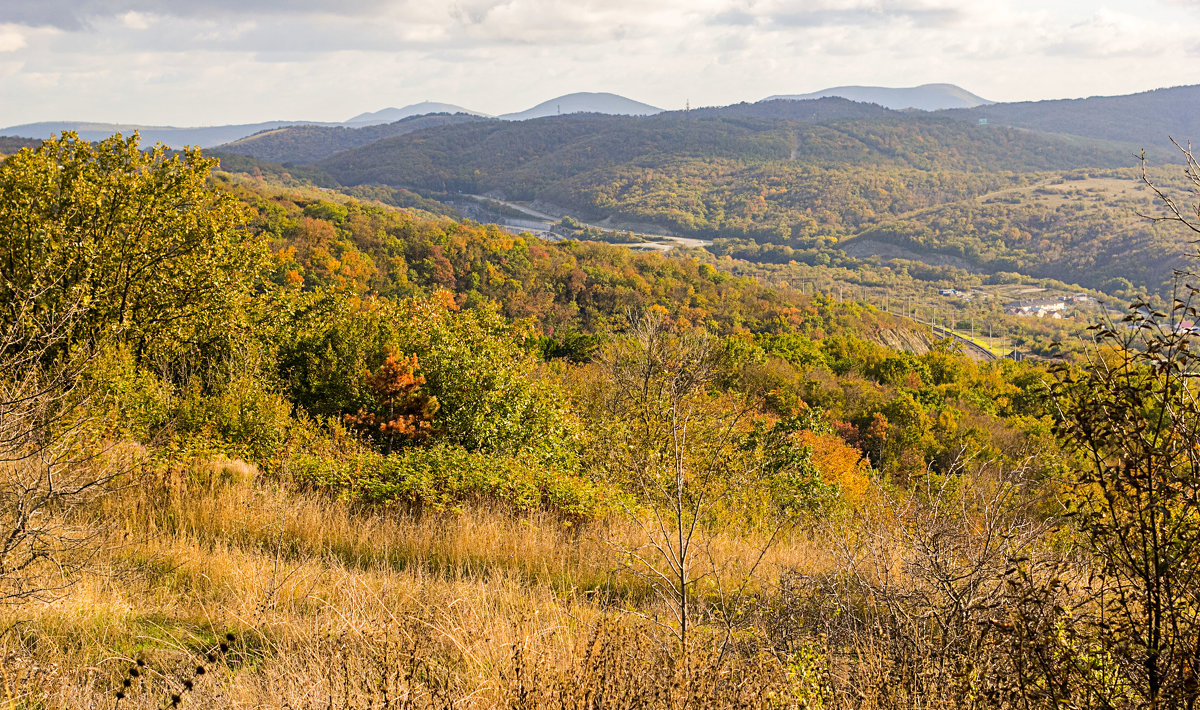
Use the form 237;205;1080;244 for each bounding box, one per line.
0;455;842;708
5;451;1075;708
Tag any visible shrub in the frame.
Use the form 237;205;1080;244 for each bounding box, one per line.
291;444;618;521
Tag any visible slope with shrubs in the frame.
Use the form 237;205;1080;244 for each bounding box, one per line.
2;133;1195;709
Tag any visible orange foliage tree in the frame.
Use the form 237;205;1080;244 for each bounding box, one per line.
344;350;439;454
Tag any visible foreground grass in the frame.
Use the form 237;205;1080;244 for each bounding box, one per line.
1;455;833;708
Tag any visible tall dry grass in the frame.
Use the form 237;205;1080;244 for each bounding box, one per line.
0;453;839;708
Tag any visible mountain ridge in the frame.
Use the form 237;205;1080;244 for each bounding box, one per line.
938;84;1200;150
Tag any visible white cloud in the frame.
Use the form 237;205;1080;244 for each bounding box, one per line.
120;11;151;30
0;24;27;51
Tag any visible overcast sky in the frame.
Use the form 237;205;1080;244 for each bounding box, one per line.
2;0;1200;127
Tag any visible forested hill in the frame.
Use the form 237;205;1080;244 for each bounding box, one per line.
939;84;1200;150
0;136;41;157
316;111;1139;199
203;88;1200;297
215;113;486;164
683;96;895;121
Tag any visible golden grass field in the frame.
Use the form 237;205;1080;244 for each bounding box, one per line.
2;455;845;708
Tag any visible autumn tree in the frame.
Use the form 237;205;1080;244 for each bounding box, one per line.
587;314;772;653
344;350;439;454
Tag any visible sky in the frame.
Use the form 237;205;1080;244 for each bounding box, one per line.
2;0;1200;127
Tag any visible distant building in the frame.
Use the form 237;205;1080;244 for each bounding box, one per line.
1005;297;1066;318
938;288;958;297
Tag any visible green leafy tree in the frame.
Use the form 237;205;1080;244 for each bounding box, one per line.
0;132;263;602
391;293;579;466
0;132;264;358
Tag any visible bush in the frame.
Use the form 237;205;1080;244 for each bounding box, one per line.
291;444;618;521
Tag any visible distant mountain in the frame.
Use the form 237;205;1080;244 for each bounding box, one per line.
0;120;347;149
1;101;486;149
345;102;487;126
767;84;992;111
499;92;662;120
216;113;488;164
0;93;659;149
939;85;1200;151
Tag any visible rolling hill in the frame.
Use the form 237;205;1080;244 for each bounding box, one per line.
315;108;1140;208
499;92;663;120
768;83;992;110
939;84;1200;151
0;120;346;148
307;102;1192;294
1;93;664;148
215;113;488;164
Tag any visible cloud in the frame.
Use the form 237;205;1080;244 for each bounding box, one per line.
0;24;27;51
120;11;150;29
0;0;392;30
3;0;1200;127
1042;8;1182;59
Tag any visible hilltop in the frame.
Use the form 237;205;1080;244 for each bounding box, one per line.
345;102;487;125
939;84;1200;150
768;83;992;110
499;92;663;120
215;113;487;164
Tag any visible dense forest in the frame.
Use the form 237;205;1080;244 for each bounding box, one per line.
2;133;1199;708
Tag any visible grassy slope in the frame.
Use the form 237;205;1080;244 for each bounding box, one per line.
2;458;829;707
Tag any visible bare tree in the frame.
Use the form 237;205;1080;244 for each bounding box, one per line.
766;459;1057;709
1139;139;1200;240
0;273;121;604
588;313;774;653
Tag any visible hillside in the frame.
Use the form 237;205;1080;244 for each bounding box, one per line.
940;84;1200;150
839;169;1191;293
5;128;1197;710
215;113;487;164
685;96;895;121
0;136;41;156
768;83;992;110
317;111;1138;194
315;110;1141;248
